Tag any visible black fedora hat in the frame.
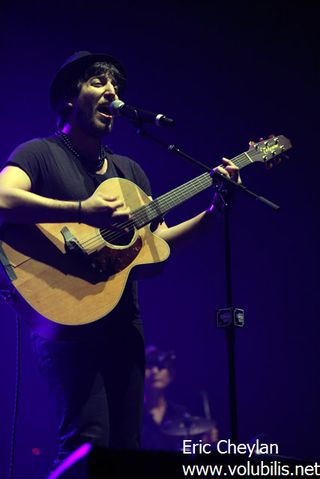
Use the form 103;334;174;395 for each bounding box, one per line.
49;50;127;113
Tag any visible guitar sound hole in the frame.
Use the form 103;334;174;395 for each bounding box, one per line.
99;225;135;247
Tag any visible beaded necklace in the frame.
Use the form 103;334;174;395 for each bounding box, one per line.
56;131;106;172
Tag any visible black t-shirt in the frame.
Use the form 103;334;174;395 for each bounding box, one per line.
6;135;152;200
5;135;153;329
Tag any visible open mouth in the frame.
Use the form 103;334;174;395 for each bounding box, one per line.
96;104;113;120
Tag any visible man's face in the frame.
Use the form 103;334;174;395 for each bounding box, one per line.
69;73;119;137
145;365;172;391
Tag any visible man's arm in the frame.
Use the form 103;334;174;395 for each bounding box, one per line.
0;165;130;227
154;158;240;246
154;209;214;245
0;165;209;248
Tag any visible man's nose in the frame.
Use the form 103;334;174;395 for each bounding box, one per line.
103;82;118;102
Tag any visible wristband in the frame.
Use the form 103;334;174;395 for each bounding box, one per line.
77;200;82;223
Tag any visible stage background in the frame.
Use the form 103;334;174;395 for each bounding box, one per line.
0;1;319;477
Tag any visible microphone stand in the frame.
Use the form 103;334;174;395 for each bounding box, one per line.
134;123;279;443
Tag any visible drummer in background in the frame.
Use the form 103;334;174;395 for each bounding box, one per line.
142;345;218;451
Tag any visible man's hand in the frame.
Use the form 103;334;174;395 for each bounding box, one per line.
208;158;241;213
214;157;241;183
81;191;130;228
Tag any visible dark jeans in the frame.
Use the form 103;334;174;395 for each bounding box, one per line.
31;318;145;469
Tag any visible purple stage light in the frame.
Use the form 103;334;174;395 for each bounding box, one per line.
46;443;92;479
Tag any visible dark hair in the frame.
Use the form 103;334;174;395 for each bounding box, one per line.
145;345;177;374
56;61;125;129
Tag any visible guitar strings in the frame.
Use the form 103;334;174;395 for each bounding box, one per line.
77;152;254;249
77;147;279;250
78;171;210;247
79;173;212;249
80;151;254;246
78;171;213;249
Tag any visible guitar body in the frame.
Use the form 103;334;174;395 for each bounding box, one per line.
0;178;170;339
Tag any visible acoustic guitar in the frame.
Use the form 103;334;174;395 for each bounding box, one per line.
0;136;291;338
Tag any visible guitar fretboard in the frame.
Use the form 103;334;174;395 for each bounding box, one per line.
131;152;250;229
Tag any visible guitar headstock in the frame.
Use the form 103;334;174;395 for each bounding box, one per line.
247;135;292;169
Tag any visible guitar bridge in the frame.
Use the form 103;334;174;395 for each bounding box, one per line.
61;226;108;275
61;226;87;257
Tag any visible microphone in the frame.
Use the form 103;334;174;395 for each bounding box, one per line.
110;100;175;127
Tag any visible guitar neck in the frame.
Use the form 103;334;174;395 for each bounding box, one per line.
132;151;252;229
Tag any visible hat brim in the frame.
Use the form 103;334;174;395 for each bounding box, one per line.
49;52;127;113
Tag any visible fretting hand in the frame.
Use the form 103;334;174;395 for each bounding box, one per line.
208;158;241;213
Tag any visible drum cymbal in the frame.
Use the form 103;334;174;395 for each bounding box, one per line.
161;415;215;437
